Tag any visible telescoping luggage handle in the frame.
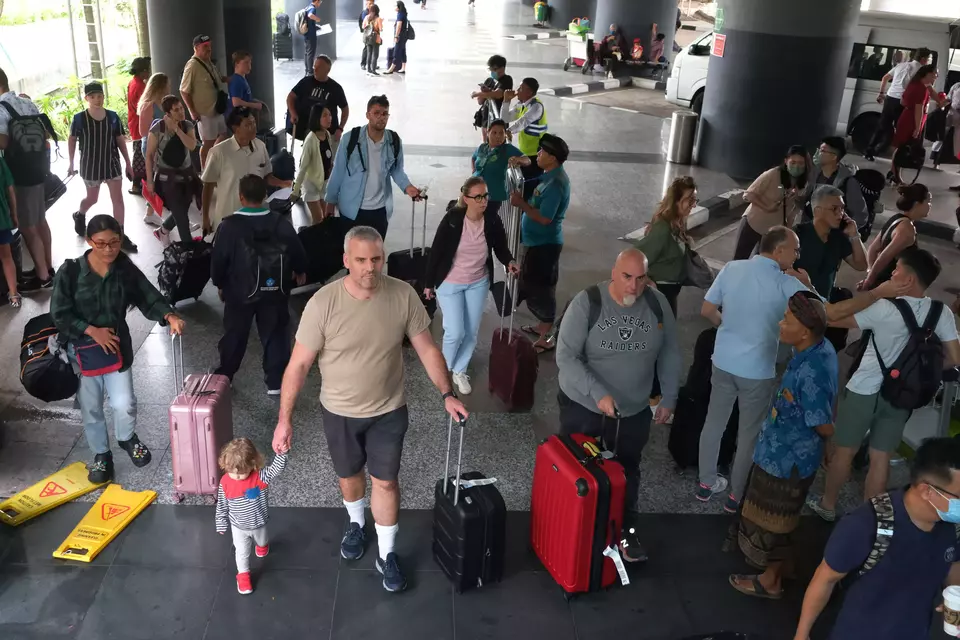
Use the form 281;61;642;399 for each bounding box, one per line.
497;167;525;344
408;193;429;258
171;334;214;398
442;413;470;506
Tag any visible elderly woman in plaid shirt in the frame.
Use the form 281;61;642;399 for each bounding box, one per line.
51;214;185;485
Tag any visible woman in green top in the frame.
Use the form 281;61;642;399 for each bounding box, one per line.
0;156;20;307
472;119;527;219
631;176;698;315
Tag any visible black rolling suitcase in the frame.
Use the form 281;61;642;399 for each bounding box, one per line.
273;32;293;60
432;415;506;593
156;240;212;305
668;327;739;473
297;216;346;286
387;196;436;317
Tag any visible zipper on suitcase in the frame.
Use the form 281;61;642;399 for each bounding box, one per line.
557;435;610;592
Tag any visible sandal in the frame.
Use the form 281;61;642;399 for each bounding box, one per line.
7;293;21;308
728;574;782;600
533;341;555;355
520;325;541;338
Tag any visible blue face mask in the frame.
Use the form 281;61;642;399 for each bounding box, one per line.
931;487;960;523
490;71;498;80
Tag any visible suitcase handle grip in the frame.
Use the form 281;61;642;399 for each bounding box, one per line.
442;414;468;506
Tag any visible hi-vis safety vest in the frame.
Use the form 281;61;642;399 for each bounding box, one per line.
516;97;548;156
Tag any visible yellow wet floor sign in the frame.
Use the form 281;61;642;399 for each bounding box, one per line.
52;484;156;563
0;462;107;527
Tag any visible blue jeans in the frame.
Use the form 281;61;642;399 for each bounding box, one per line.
71;346;137;455
436;277;488;374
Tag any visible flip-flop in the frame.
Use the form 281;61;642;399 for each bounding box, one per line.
520;325;541;338
728;574;782;600
533;341;555;355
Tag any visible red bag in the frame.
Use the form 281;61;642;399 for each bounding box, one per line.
531;433;628;595
141;179;164;215
167;335;233;501
487;273;538;410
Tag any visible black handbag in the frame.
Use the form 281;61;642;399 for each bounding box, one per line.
681;246;715;289
893;139;925;184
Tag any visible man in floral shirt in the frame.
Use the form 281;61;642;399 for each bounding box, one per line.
726;291;838;600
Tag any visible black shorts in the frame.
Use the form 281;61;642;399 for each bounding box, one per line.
518;243;562;323
321;404;409;481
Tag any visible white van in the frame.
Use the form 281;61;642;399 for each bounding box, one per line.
665;12;958;152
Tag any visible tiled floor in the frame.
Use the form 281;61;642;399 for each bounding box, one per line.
1;504;847;640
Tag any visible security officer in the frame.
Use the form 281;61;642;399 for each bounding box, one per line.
508;134;570;353
502;77;547;200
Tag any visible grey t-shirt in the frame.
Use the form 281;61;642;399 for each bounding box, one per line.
361;133;386;209
556;282;681;418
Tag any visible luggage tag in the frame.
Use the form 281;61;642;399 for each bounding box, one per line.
602;545;630;586
458;477;498;489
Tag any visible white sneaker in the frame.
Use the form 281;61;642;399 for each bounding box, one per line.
452;371;472;395
143;209;163;227
267;388;281;396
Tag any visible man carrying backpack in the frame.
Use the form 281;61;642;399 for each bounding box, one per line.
0;68;56;290
794;437;960;640
807;246;960;524
211;174;308;395
297;0;325;76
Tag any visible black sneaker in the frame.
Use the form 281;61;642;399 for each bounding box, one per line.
39;277;53;289
340;522;366;560
375;552;407;592
121;236;138;253
73;211;86;237
118;434;152;468
620;526;648;563
88;451;114;484
18;277;43;293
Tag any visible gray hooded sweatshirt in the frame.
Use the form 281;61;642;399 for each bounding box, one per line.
556;282;681;418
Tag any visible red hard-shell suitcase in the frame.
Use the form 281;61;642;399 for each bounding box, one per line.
488;273;538;410
167;335;233;502
530;433;627;595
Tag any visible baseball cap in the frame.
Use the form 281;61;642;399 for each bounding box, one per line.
538;134;569;164
83;82;104;97
129;57;151;75
193;34;212;47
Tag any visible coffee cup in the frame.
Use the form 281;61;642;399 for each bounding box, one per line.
942;586;960;636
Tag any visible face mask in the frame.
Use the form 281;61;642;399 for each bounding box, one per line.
786;164;805;178
930;487;960;523
609;28;616;35
812;150;822;167
490;71;498;80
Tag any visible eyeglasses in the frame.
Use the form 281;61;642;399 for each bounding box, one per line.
464;193;489;202
92;239;121;250
928;483;960;500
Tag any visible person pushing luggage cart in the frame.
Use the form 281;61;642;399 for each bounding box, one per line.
554;247;681;563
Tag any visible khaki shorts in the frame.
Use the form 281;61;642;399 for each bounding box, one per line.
833;388;911;453
198;114;228;142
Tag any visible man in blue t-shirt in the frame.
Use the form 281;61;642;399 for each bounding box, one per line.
794;437;960;640
226;51;261;121
302;0;324;76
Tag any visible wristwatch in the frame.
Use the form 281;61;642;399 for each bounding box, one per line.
442;391;457;401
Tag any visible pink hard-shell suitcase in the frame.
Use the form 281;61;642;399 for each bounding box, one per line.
168;335;233;502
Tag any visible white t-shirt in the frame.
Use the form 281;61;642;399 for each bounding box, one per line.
848;297;959;395
887;60;922;99
360;132;386;210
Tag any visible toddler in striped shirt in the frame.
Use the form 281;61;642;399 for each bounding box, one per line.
215;437;288;595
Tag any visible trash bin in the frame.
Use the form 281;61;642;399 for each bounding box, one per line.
666;110;699;164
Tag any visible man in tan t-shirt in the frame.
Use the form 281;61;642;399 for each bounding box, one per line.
272;225;467;594
180;34;228;168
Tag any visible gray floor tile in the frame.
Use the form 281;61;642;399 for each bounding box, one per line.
569;575;694;640
110;505;230;569
0;564;108;639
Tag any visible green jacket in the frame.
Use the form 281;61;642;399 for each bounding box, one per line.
630;219;686;284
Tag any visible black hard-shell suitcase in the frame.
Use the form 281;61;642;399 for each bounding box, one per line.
668;327;739;472
432;416;506;593
387;196;436;317
273;32;294;60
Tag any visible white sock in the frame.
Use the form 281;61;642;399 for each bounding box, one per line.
375;523;398;561
344;498;365;527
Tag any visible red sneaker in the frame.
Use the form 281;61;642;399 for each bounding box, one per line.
255;544;269;558
236;571;253;595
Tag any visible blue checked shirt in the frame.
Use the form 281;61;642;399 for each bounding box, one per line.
753;339;839;480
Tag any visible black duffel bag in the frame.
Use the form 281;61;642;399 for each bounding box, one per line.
20;313;79;403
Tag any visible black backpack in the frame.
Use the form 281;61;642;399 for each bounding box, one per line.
0;102;57;186
871;298;946;411
241;215;288;302
19;313;79;403
345;126;400;174
275;12;291;35
153;119;188;168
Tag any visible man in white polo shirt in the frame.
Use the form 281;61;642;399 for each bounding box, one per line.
200;107;292;235
864;47;931;161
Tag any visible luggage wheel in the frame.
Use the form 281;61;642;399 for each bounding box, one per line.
173;492;184;504
562;60;570;71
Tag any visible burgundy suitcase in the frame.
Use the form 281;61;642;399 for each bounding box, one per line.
167;335;233;502
488;273;538;410
530;432;628;595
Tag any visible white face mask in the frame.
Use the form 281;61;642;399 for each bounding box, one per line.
621;294;637;307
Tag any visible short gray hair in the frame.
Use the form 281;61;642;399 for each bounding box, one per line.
811;184;844;210
344;225;383;252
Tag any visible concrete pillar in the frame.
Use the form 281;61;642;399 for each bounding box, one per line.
284;0;339;63
223;0;275;113
697;0;860;180
146;0;227;97
550;0;597;29
594;0;676;62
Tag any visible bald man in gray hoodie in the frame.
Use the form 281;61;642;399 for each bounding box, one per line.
556;248;681;563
